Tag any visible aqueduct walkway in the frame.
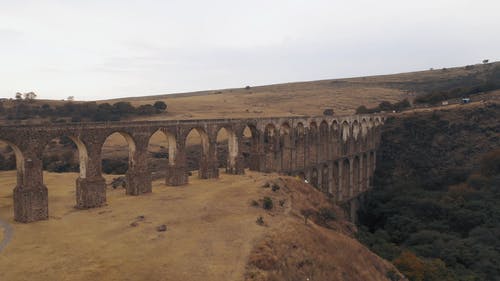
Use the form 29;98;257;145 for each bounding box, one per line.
0;114;384;223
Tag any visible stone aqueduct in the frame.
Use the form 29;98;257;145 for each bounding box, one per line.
0;114;384;223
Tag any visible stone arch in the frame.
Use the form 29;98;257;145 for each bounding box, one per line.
361;119;368;138
102;131;137;172
242;123;260;171
0;139;25;186
353;156;360;194
41;135;88;178
352;120;360;141
308;121;318;165
310;168;319;188
149;129;177;165
216;126;239;172
362;153;368;191
342;158;351;198
184;127;210;178
333;160;340;200
331;120;340;158
147;129;177;184
263;123;278;171
321;164;329;193
295;122;306;169
341;121;350;155
319;120;329;162
280;122;292;172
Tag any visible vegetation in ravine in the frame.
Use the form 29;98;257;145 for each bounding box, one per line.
357;104;500;281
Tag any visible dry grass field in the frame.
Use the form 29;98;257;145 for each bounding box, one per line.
0;170;398;281
100;62;498;120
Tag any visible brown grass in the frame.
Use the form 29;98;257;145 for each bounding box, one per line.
244;178;400;281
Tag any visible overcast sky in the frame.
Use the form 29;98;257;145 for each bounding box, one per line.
0;0;499;100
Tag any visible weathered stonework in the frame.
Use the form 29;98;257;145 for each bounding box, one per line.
0;114;384;223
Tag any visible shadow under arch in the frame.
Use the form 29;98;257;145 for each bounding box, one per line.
263;123;278;172
242;123;260;171
295;122;306;169
216;126;240;174
184;127;213;179
280;122;292;172
148;129;177;183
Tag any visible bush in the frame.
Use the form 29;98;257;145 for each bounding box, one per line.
102;158;128;174
262;197;273;210
153;101;167;112
480;149;500;177
323;108;334;116
318;207;336;224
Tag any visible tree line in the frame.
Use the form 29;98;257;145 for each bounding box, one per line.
0;100;167;122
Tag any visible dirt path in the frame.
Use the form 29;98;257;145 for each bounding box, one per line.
0;218;13;253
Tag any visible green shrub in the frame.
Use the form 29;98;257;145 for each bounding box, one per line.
262;197;273;210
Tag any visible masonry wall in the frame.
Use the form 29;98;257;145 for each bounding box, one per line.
0;114;384;223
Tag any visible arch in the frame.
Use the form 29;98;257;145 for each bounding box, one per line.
149;129;177;165
42;136;88;178
0;139;25;186
341;121;350;142
184;127;210;176
352;120;360;141
321;164;329;193
342;158;350;198
331;120;340;158
101;131;137;175
308;122;318;165
361;119;368;139
333;160;340;199
148;129;177;183
341;121;350;155
216;126;238;171
280;122;292;172
319;120;329;162
242;124;260;171
263;123;278;171
362;153;368;191
263;123;277;153
295;122;306;169
353;156;360;194
310;168;319;188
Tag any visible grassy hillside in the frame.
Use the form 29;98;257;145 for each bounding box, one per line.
1;62;498;123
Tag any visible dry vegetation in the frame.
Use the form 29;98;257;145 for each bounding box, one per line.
0;170;399;281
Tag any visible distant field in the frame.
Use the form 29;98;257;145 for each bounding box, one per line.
100;62;498;120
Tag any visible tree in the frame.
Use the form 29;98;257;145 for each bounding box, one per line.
153;101;167;112
300;208;315;225
67;96;75;101
482;59;489;64
323;108;334;116
15;92;22;100
23;92;37;100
